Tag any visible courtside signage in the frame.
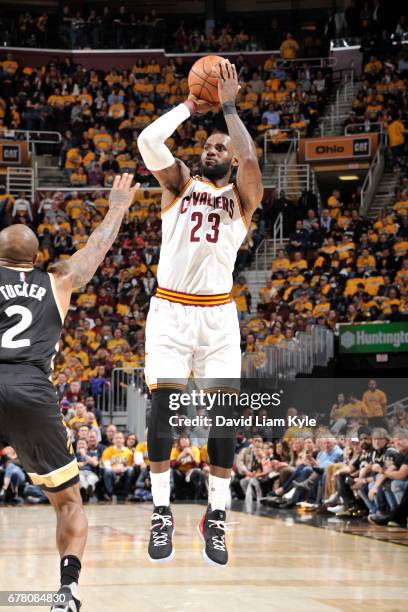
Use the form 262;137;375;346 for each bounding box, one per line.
339;322;408;354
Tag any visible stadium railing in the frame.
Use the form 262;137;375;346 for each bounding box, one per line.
278;162;318;201
334;69;355;106
1;129;62;152
344;122;386;136
103;367;148;438
243;326;334;380
275;57;336;69
319;113;350;135
386;396;408;418
263;129;300;165
254;213;284;278
359;144;385;217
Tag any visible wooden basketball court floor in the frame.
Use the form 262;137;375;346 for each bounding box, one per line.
0;503;407;612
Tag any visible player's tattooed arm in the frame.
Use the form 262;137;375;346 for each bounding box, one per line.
51;174;139;292
215;59;264;220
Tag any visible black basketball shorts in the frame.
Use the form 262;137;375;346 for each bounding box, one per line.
0;365;79;493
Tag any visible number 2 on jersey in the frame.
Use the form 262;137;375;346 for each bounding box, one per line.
190;212;220;244
1;305;32;348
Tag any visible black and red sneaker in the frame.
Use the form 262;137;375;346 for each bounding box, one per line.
148;505;175;562
198;505;229;566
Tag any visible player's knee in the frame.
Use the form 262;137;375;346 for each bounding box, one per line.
48;483;84;512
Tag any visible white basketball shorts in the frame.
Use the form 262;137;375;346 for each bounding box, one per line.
144;296;241;390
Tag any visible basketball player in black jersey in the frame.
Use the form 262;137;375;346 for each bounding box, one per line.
0;173;137;612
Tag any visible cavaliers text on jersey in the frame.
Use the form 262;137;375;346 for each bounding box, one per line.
156;176;248;304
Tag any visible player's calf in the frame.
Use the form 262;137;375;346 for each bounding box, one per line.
47;485;86;612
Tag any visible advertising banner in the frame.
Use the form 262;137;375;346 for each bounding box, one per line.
299;134;378;162
339;322;408;354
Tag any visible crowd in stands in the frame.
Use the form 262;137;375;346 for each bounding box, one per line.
237;175;408;371
325;2;406;41
254;381;408;528
1;1;406;56
234;39;408;368
343;50;408;149
0;4;327;55
1;377;407;530
0;50;332;193
0;7;407;534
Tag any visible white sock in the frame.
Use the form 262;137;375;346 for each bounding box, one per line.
209;474;231;511
151;470;171;508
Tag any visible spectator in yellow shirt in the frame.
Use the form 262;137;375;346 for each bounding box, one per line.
292;291;313;314
264;54;277;71
231;276;250;317
70;167;88;186
170;435;203;499
101;432;134;499
357;248;376;271
65;147;82;170
280;33;299;59
93;126;113;152
327;190;342;218
107;329;130;352
72;226;89;250
362;380;387;418
313;297;331;318
76;284;97;309
37;216;55;236
394;238;408;257
387;118;405;166
364;56;382;74
68;402;97;428
108;100;125;120
272;249;290;272
69;342;90;367
134;432;149;467
259;279;277;304
379;288;401;315
290;251;308;271
2;53;18;76
264;323;285;345
341;394;368;418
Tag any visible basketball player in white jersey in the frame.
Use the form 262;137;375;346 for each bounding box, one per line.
138;59;263;565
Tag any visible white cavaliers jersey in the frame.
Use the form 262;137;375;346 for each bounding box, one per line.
157;176;248;298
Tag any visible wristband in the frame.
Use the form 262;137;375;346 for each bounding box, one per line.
184;99;197;115
221;101;237;115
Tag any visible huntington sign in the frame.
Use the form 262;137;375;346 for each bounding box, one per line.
339;323;408;354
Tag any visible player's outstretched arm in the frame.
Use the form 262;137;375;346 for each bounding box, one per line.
215;59;264;221
137;97;216;199
50;173;138;312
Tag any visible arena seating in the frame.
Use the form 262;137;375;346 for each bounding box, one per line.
0;10;407;527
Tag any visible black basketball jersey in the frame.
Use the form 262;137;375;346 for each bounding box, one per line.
0;266;62;375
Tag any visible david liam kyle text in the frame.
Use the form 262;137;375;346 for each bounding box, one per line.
169;415;317;428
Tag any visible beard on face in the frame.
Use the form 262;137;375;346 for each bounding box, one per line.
201;159;231;180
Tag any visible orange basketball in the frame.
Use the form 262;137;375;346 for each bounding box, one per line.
188;55;223;104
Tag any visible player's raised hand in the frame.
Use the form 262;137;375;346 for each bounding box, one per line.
212;59;240;105
108;173;140;211
187;92;219;114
